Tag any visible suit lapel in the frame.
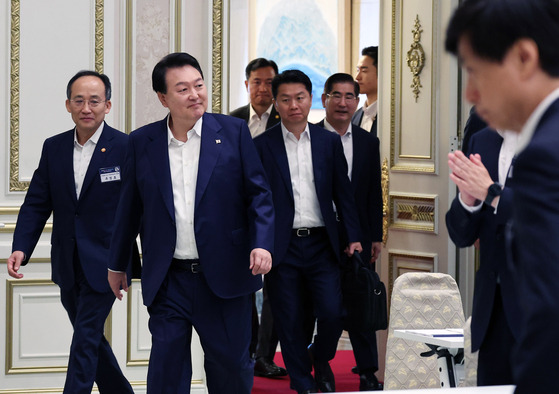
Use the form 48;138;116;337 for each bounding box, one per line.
146;118;175;221
195;114;222;209
267;126;293;199
59;130;78;203
79;125;112;200
309;125;325;190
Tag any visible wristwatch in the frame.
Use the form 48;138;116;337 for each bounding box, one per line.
484;182;503;206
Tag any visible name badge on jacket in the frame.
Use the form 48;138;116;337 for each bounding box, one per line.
99;166;121;183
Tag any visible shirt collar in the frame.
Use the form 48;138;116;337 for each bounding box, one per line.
167;114;203;145
249;103;273;120
323;118;352;137
74;122;104;147
363;100;378;117
516;87;559;154
281;121;310;141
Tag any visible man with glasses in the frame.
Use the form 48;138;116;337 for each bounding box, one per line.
317;73;383;391
7;70;135;393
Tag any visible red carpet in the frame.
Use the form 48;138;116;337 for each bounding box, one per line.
252;350;361;393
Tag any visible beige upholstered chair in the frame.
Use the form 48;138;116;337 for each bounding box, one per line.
384;272;465;390
460;316;479;387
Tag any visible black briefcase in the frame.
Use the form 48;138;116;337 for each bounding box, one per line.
341;252;388;332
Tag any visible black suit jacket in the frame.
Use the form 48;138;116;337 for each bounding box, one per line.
253;123;361;265
446;128;517;353
352;107;377;137
316;121;382;263
229;104;281;133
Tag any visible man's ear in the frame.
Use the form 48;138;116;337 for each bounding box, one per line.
157;92;168;108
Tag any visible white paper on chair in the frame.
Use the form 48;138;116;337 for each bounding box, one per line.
394;328;464;348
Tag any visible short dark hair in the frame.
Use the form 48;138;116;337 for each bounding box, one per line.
271;70;312;99
152;52;204;94
445;0;559;77
245;58;279;80
361;46;379;68
323;73;360;96
66;70;111;100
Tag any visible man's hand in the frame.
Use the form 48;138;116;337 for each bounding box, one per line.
7;251;25;279
448;151;493;203
371;242;382;262
108;270;128;301
250;248;272;275
344;242;363;256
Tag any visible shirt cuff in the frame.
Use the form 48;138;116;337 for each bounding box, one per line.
108;268;125;273
458;193;483;213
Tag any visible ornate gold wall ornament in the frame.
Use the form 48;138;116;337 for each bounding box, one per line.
212;0;223;113
389;194;437;233
381;158;390;245
95;0;104;73
388;251;437;300
406;15;425;102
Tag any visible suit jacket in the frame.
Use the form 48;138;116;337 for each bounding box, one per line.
352;107;377;137
229;104;281;132
253;123;361;264
445;128;517;352
109;113;275;307
316;121;383;262
12;123;134;292
508;98;559;392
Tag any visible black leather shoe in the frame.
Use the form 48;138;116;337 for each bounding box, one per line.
359;371;383;391
298;390;317;394
254;358;288;378
352;366;359;374
313;360;335;392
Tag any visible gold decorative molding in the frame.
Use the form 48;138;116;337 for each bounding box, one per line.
389;193;437;233
10;0;24;192
95;0;104;73
175;0;182;52
406;15;425;102
9;0;104;191
381;158;389;246
212;0;223;113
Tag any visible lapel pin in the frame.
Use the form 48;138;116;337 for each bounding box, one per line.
216;139;221;144
101;148;106;152
275;115;280;119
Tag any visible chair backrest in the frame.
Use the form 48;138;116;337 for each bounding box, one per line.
384;272;465;390
460;316;479;387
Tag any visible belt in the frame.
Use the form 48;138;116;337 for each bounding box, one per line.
291;227;327;237
171;258;202;273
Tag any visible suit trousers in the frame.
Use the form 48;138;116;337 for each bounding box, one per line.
60;258;133;394
267;230;344;392
146;264;253;394
477;285;515;386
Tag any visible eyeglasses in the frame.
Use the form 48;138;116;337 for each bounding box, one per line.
70;99;106;108
326;93;357;102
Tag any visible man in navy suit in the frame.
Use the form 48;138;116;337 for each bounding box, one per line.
446;127;518;385
446;1;559;392
229;57;286;379
7;71;134;393
254;70;362;394
108;52;274;394
352;46;379;137
317;73;383;391
230;58;281;138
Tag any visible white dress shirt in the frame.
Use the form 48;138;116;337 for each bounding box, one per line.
168;116;202;259
74;123;103;198
248;104;273;138
323;119;353;180
360;101;378;133
281;122;325;229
